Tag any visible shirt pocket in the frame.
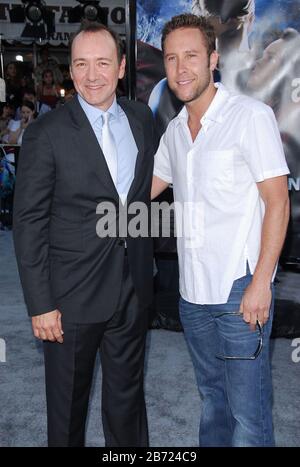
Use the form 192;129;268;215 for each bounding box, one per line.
198;149;235;191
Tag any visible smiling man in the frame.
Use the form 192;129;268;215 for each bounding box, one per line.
13;21;156;447
151;13;290;447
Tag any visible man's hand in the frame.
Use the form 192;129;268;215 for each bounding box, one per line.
239;280;272;331
32;310;64;343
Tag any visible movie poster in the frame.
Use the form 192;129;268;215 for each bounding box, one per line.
137;0;300;264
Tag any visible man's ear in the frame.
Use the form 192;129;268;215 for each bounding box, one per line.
210;51;219;71
119;55;126;80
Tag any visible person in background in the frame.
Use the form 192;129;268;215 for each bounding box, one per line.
20;72;35;95
7;100;35;145
37;69;61;109
4;62;22;108
15;88;51;120
0;103;15;143
34;45;63;86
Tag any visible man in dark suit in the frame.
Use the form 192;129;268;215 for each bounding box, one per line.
13;21;156;447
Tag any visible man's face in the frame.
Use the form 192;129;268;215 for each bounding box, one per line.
70;30;126;111
163;27;217;104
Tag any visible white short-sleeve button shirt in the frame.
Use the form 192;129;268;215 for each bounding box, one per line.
154;83;290;305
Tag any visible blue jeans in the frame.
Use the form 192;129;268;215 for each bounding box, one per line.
179;271;275;447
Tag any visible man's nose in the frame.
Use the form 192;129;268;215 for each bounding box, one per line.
87;65;98;81
177;57;187;74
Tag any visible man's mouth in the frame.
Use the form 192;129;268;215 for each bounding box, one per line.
177;79;194;86
86;85;105;90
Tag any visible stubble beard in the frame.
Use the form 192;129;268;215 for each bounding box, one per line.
171;66;211;104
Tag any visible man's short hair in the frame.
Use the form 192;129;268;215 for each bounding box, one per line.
69;20;124;64
161;13;216;57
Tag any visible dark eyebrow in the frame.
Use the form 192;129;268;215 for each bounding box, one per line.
72;57;113;63
164;49;200;57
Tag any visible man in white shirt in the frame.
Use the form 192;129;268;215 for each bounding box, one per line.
152;13;290;447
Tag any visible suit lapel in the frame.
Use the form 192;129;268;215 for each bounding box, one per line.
66;97;119;200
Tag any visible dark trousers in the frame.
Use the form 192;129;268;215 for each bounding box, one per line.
43;257;149;447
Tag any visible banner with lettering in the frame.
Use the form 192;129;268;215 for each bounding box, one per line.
0;0;126;44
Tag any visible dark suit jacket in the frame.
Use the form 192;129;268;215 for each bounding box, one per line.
13;96;156;323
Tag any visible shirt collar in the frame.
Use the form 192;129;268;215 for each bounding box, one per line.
176;82;230;129
77;94;120;127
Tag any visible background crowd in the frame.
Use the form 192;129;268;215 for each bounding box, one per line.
0;46;76;146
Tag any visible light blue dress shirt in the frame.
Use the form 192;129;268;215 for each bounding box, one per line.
78;94;138;202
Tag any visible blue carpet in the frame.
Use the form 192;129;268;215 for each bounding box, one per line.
0;231;299;446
